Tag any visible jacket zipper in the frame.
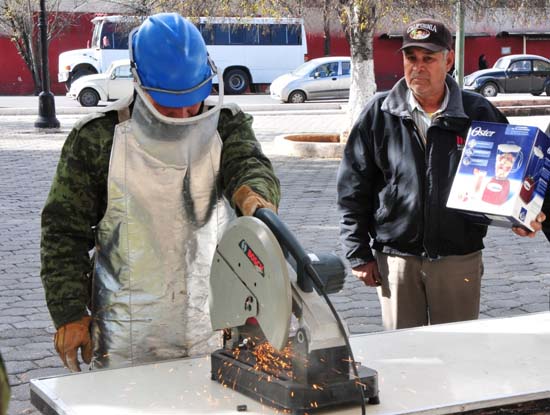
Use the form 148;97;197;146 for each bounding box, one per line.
407;119;433;258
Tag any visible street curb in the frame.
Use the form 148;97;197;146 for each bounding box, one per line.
498;106;550;116
0;102;347;116
0;107;96;116
2;103;550;117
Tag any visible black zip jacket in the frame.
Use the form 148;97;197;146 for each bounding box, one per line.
337;76;508;267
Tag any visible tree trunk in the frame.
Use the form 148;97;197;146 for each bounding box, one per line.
341;2;376;140
31;34;43;94
323;0;331;55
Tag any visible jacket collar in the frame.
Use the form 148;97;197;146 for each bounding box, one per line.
381;75;469;121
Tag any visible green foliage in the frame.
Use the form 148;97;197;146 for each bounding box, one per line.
109;0;296;18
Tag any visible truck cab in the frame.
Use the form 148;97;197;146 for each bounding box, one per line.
58;16;140;89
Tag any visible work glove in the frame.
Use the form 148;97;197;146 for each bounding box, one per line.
232;185;277;216
54;316;93;372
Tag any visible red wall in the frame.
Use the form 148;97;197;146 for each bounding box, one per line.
306;32;350;58
0;37;33;95
0;12;95;95
373;37;403;91
526;39;550;59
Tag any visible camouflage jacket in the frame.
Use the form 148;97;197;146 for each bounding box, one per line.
0;354;8;415
41;103;280;329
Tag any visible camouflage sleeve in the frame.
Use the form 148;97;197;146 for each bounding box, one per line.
218;105;281;207
40;113;116;329
0;353;8;415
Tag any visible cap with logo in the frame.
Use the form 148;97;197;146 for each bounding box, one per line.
401;18;453;52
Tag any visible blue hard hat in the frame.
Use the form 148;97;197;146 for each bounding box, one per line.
131;13;212;108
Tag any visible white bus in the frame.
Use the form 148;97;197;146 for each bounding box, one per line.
58;15;308;94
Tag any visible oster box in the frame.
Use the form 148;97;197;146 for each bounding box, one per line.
447;121;550;230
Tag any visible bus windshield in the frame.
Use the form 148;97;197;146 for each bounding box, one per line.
91;22;102;49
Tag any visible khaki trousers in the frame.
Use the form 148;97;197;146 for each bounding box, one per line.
375;251;483;330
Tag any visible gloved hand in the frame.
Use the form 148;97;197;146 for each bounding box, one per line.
232;185;277;216
54;316;92;372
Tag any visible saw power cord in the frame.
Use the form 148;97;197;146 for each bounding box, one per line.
254;209;367;414
303;262;367;415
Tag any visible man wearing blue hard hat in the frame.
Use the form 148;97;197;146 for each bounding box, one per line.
40;13;280;371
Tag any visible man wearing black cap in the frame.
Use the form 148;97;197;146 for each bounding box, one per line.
337;18;545;330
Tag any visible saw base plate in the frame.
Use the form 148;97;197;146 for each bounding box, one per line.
210;349;379;415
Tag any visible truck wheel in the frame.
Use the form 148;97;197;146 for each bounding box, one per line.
78;88;100;107
224;69;249;95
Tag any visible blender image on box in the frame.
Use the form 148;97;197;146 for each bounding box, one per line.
482;143;523;205
519;146;544;203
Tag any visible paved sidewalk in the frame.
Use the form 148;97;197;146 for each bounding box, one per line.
1;111;549;414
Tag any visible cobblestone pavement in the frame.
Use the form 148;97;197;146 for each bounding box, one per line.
1;112;549;414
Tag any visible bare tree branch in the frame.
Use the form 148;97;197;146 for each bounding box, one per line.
0;0;88;93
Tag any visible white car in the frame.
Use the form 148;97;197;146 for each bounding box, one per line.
270;56;351;103
67;59;133;107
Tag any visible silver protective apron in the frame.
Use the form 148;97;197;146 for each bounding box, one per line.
92;95;234;369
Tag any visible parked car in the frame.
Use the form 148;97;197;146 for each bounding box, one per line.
270;56;351;103
463;54;550;97
67;59;133;106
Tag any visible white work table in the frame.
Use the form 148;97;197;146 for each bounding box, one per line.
30;312;550;414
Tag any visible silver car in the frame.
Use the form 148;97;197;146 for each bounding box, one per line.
270;56;351;103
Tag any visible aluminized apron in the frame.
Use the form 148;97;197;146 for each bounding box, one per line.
92;95;233;369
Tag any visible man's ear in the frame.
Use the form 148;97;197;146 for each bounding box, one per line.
446;49;455;72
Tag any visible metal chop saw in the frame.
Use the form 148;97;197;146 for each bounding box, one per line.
209;209;379;414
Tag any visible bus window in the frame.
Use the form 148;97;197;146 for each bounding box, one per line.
96;18;141;50
287;24;302;45
259;25;286;45
91;23;101;48
272;25;286;45
258;26;271;45
214;24;230;45
199;23;213;44
112;31;129;49
200;23;230;45
100;22;116;49
229;24;258;45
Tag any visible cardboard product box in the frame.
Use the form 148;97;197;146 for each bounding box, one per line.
447;121;550;231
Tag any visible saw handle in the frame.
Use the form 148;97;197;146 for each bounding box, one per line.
254;208;315;292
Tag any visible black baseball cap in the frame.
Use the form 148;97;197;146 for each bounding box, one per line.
401;18;453;52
